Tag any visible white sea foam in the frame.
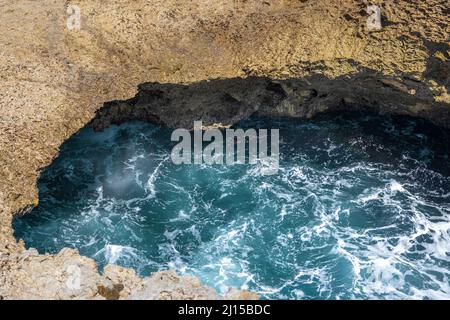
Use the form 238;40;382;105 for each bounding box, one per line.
101;244;139;265
16;116;450;300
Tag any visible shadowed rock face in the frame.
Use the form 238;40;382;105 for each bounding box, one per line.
92;73;450;131
0;0;449;299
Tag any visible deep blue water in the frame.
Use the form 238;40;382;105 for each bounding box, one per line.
13;113;450;299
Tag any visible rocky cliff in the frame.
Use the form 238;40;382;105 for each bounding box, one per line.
0;0;448;299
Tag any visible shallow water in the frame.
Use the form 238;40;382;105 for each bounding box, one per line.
14;113;450;299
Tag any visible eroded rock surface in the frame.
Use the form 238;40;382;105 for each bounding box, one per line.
0;248;258;299
0;0;448;299
92;75;450;131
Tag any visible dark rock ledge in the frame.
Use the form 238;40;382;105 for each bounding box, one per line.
92;73;450;132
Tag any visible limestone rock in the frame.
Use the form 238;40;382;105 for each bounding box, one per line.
0;0;448;299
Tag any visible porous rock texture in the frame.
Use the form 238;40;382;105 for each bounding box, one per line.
0;0;448;299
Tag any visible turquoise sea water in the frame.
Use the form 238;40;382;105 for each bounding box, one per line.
13;113;450;299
